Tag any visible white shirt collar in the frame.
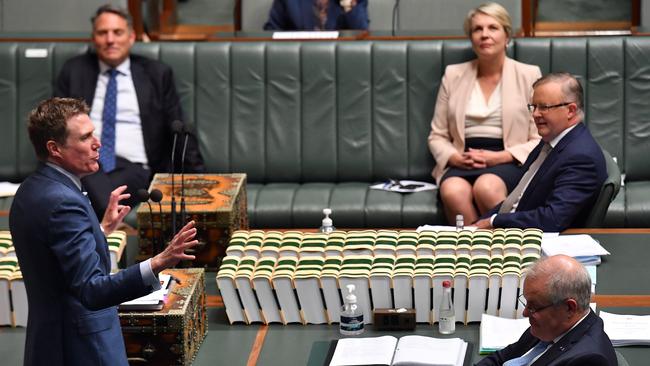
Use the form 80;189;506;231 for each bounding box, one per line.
548;123;579;148
45;162;83;191
98;57;131;76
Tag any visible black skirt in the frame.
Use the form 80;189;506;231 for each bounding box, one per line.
440;137;525;193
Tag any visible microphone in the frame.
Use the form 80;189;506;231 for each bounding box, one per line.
170;120;183;236
149;188;164;251
136;189;158;255
179;122;193;226
391;0;401;36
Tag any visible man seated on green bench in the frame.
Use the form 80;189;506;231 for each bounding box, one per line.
477;255;616;366
54;4;204;219
474;72;606;232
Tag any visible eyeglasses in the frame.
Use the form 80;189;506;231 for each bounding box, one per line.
527;102;573;113
517;294;561;314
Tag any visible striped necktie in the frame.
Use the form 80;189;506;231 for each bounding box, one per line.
99;68;118;172
503;341;551;366
499;143;552;214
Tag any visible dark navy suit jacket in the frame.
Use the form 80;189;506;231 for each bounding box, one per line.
477;310;617;366
264;0;368;30
490;122;607;232
10;164;157;365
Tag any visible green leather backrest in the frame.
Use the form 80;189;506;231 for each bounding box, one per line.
1;38;648;184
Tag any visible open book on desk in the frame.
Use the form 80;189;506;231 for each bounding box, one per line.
327;335;467;366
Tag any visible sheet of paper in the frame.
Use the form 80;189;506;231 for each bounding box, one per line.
600;310;650;345
273;31;339;39
370;180;437;193
120;274;171;306
392;336;467;366
0;182;20;197
480;313;530;352
329;336;396;366
542;234;610;257
417;225;477;233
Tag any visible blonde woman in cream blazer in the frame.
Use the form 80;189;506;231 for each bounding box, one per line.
427;2;541;225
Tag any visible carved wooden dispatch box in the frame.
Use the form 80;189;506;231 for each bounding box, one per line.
137;173;248;269
119;268;207;366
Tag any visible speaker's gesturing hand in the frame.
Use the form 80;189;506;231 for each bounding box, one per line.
150;220;198;274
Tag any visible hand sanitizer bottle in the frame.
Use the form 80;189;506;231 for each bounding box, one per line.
455;214;464;232
340;284;364;335
320;208;335;234
438;280;455;334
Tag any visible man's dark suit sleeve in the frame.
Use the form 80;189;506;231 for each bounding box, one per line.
54;64;70;97
493;150;603;232
264;0;290;30
337;0;368;30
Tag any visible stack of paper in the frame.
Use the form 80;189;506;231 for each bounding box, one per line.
601;311;650;346
479;313;530;354
541;234;610;265
120;273;171;311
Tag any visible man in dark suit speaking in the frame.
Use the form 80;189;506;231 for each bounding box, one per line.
10;97;199;366
55;4;204;219
475;72;607;232
477;255;616;366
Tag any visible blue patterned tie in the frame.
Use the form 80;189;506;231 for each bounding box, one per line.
99;68;118;172
503;341;551;366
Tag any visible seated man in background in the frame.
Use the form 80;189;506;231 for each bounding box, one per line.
477;255;616;366
264;0;368;30
474;72;606;232
55;4;204;219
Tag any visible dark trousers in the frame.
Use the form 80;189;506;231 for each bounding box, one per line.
82;157;151;220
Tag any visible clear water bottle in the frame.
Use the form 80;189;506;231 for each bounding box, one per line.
320;208;335;234
438;280;455;334
340;284;364;336
455;214;464;231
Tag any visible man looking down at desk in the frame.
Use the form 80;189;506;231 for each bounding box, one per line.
55;4;204;220
9;97;199;366
474;72;606;232
264;0;369;30
477;255;616;366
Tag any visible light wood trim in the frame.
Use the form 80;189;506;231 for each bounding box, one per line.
521;0;533;37
247;325;269;366
594;295;650;307
206;295;223;307
128;0;146;41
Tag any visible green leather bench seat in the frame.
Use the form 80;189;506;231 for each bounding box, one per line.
0;38;649;228
247;183;442;228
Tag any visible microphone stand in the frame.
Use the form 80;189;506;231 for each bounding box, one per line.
392;0;401;36
179;126;191;226
170;121;183;237
149;189;164;255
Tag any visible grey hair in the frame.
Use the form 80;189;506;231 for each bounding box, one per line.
533;72;584;120
91;4;133;29
526;256;591;312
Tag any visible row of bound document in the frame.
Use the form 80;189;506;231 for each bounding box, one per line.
217;228;545;325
